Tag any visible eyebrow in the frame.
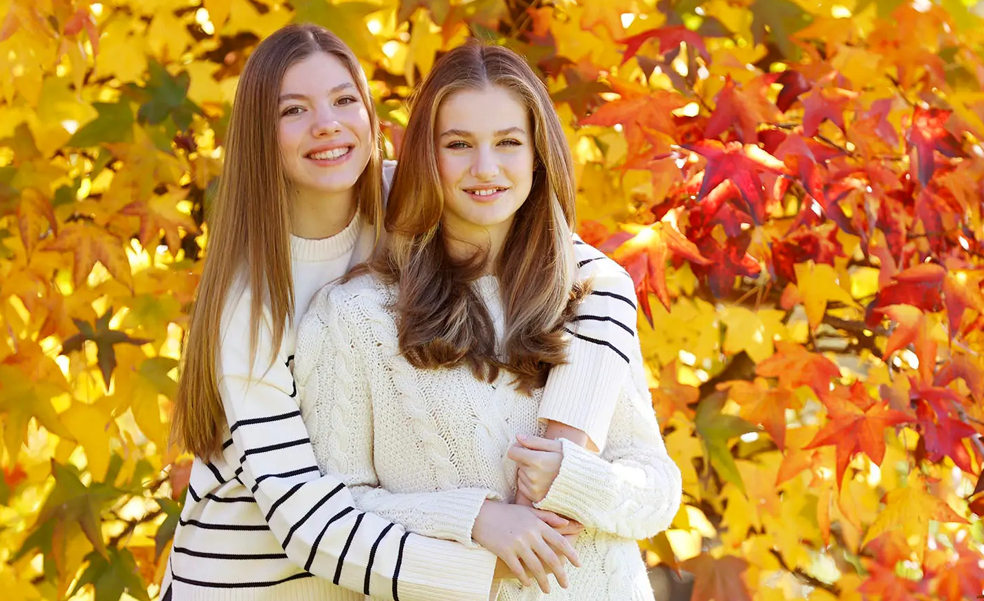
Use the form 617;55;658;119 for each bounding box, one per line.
278;82;355;103
440;126;527;138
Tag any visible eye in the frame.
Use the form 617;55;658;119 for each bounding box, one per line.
446;141;470;149
337;95;359;106
281;105;304;116
498;138;522;147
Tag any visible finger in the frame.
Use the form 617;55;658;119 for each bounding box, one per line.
531;509;568;528
532;537;568;589
517;434;563;453
514;491;535;507
543;527;581;568
517;479;536;504
507;445;540;466
518;548;550;594
504;555;531;587
554;520;584;536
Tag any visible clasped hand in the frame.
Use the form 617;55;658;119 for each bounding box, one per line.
507;434;564;504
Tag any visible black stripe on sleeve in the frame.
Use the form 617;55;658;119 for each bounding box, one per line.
333;512;366;584
162;584;172;601
577;256;605;268
222;438;234;450
563;328;630;363
286;355;294;367
230;410;302;433
393;531;410;601
171;571;313;589
282;483;346;548
364;523;396;594
187;484;255;504
305;506;355;571
178;518;269;531
240;437;310;460
252;465;320;492
173;546;288;560
205;461;226;484
289;378;297;399
590;289;637;310
570;314;634;335
265;481;306;521
573;239;585;245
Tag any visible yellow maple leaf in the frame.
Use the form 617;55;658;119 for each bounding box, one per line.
794;261;860;329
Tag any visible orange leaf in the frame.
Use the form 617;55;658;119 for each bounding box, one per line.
44;223;134;290
121;188;200;256
755;341;840;400
680;554;752;601
724;379;798;450
651;360;698;423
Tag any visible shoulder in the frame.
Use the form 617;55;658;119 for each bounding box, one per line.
305;272;394;331
571;235;635;299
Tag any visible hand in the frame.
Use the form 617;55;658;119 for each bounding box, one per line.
515;490;583;543
508;435;564;504
472;501;581;593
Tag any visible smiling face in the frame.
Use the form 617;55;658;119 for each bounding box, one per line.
436;85;535;248
277;52;372;206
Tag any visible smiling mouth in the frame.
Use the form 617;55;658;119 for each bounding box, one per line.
306;146;352;161
465;187;508;197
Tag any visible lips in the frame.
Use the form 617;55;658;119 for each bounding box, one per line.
464;186;508;196
306;146;352;161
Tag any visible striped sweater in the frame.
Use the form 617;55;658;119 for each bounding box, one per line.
160;216;639;598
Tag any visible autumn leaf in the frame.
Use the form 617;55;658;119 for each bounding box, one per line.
44;223;134;291
755;341;841;399
613;222;711;319
618;25;710;65
695;393;756;494
70;548;151;601
800;86;857;137
723;379;798;450
906;107;964;186
932;539;984;601
16;187;57;256
793;261;860;330
704;75;782;144
680;554;752;601
60;310;151;389
804;383;912;486
876;305;937;383
0;365;73;459
121;188;199;256
862;475;967;561
683;139;789;224
581;81;688;153
775;70;811;112
651;360;698;423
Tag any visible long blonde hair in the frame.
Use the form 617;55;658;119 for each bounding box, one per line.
375;42;583;393
173;24;383;458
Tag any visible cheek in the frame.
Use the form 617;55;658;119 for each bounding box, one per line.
437;153;461;187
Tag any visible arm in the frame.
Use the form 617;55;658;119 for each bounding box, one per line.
532;383;682;540
538;236;639;452
216;284;496;601
295;287;497;547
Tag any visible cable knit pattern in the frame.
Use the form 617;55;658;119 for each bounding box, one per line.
296;273;681;601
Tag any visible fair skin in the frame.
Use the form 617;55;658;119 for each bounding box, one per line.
278;52;372;239
435;85;594;587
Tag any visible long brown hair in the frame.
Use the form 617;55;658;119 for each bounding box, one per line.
376;42;583;393
173;24;383;458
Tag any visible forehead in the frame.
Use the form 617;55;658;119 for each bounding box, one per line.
437;86;528;132
280;52;357;95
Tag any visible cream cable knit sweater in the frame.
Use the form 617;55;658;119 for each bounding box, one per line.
295;274;681;601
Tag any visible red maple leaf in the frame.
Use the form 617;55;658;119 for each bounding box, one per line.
755;341;841;400
683;139;789;224
770;132;828;205
914;399;979;474
870;263;946;315
613;222;711;321
803;383;912;486
770;226;842;283
618;25;710;64
876;304;938;384
691;233;761;298
580;80;687;153
933;540;984;601
725;380;799;450
775;70;812;113
906;107;964;186
704;75;782;143
680;554;752;601
800;87;857;137
858;562;927;601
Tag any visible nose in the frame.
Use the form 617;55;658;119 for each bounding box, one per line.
470;145;498;181
311;108;342;137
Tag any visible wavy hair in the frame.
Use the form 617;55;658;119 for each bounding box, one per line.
374;42;584;393
173;24;383;458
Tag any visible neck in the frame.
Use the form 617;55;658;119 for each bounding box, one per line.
444;218;513;274
291;187;357;239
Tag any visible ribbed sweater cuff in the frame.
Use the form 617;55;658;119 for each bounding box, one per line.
399;534;497;601
420;488;498;547
535;438;611;526
538;340;628;451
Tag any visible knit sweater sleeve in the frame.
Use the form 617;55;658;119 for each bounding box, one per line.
215;281;495;601
295;284;498;548
534;378;682;541
538;235;638;450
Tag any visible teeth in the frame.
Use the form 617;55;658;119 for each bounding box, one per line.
309;147;350;160
470;188;502;196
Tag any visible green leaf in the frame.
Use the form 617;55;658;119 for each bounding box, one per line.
749;0;812;59
154;498;182;559
132;60;201;131
60;309;152;389
139;357;179;399
66;102;135;148
695;393;756;495
71;549;150;601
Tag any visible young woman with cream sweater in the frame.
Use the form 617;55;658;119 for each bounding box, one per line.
295;43;682;600
163;25;647;601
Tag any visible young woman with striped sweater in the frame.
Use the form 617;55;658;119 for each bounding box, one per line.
163;25;644;601
294;43;681;600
